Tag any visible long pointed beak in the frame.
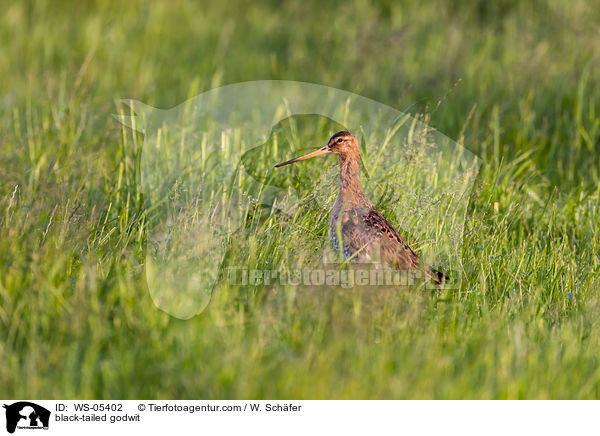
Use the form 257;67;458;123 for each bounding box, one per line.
274;146;331;168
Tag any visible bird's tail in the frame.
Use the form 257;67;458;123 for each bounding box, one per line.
426;267;448;287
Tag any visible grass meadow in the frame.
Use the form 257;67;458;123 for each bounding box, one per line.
1;0;600;399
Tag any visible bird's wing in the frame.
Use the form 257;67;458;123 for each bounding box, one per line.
361;208;421;269
335;207;448;284
335;207;420;269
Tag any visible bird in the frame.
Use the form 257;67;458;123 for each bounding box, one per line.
275;130;447;285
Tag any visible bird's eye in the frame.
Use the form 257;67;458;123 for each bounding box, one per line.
337;137;343;143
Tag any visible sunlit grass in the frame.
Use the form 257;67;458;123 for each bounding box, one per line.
0;0;599;399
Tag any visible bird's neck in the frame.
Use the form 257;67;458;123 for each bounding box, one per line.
336;153;371;208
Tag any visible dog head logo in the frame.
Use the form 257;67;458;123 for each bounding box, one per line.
3;402;50;433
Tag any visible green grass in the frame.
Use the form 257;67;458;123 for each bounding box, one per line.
1;0;600;399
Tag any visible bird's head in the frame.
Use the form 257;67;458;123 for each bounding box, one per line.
274;130;359;168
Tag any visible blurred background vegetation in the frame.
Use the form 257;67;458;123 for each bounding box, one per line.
1;0;599;398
